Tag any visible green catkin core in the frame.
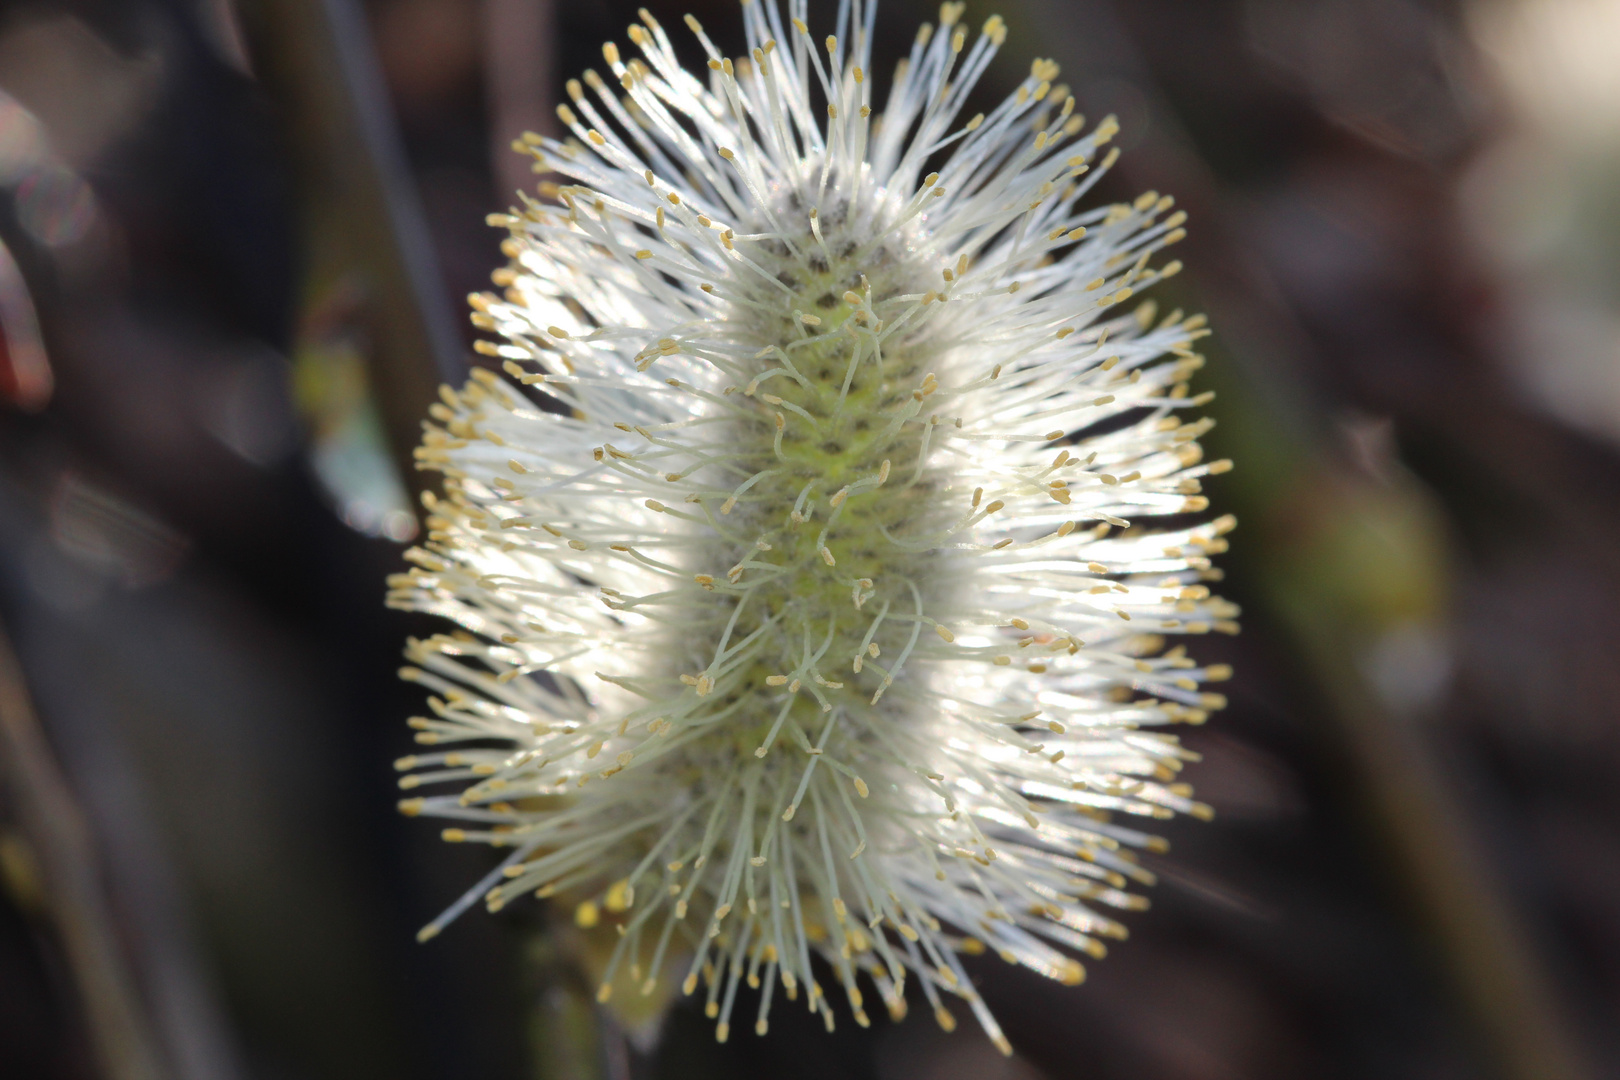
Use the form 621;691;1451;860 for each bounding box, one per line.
682;212;945;761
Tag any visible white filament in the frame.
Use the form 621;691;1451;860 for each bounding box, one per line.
390;0;1236;1054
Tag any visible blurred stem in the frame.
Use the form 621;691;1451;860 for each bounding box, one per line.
240;0;467;503
483;0;557;202
1191;168;1594;1080
0;619;167;1080
1262;543;1591;1080
525;928;628;1080
1005;2;1594;1075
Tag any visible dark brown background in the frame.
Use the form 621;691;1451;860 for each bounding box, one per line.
1;1;1617;1078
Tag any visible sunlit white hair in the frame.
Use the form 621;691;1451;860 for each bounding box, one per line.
390;0;1235;1053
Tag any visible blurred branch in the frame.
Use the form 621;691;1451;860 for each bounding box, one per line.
1012;2;1593;1077
1264;553;1591;1080
483;0;556;203
0;618;167;1080
241;0;467;497
0;236;52;412
524;929;630;1080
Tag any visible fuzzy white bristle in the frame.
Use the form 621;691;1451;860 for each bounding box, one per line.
389;0;1235;1053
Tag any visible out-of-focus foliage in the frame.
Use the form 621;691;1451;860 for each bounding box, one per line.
1;1;1618;1079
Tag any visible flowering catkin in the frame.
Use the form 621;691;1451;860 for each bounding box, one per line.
389;0;1236;1053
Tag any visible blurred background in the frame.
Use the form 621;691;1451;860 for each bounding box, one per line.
1;0;1618;1077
